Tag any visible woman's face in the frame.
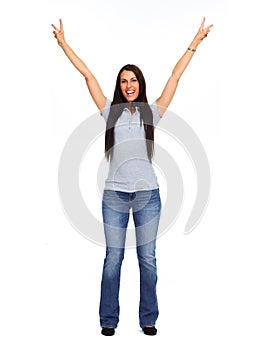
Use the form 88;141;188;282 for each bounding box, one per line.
120;70;140;102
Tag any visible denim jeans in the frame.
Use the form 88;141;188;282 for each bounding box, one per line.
99;188;162;328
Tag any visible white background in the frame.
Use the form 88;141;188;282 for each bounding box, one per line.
0;0;269;349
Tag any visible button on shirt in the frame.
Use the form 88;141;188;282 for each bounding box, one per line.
101;99;162;192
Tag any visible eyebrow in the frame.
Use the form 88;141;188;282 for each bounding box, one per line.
120;77;137;81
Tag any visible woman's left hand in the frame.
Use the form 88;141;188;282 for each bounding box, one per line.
193;17;213;46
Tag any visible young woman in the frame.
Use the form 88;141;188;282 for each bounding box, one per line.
52;17;213;336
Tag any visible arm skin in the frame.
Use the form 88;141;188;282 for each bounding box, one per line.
155;17;213;117
51;19;106;112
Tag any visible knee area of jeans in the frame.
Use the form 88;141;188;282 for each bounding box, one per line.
137;254;156;269
105;248;125;263
137;243;156;257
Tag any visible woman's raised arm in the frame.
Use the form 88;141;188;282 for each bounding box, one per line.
155;17;213;117
51;19;106;111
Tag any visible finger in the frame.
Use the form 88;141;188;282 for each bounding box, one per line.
200;17;206;30
205;24;213;31
59;18;63;30
51;23;59;32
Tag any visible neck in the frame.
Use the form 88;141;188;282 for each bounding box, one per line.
127;102;136;114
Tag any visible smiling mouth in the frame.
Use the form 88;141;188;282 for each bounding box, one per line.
126;90;135;96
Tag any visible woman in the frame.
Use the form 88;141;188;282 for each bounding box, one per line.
52;17;213;336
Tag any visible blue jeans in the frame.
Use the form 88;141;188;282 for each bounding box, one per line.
99;188;162;328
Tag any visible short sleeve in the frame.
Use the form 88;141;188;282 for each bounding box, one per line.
100;98;111;122
150;101;162;127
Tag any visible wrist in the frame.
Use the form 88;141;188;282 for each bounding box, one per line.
189;39;199;50
59;40;67;49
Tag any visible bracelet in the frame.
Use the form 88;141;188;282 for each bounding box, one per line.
188;47;196;52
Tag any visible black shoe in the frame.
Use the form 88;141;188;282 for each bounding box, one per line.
142;326;157;336
101;327;115;336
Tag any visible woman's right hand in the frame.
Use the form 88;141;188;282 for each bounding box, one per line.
51;19;66;47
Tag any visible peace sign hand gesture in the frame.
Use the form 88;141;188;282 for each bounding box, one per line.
193;17;213;46
51;19;66;47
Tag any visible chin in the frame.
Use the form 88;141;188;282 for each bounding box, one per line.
126;96;138;102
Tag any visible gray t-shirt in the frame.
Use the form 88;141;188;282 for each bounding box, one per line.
101;99;161;192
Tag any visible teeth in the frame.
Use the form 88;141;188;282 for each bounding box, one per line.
127;91;134;95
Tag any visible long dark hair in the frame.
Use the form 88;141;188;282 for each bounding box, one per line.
105;64;154;162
